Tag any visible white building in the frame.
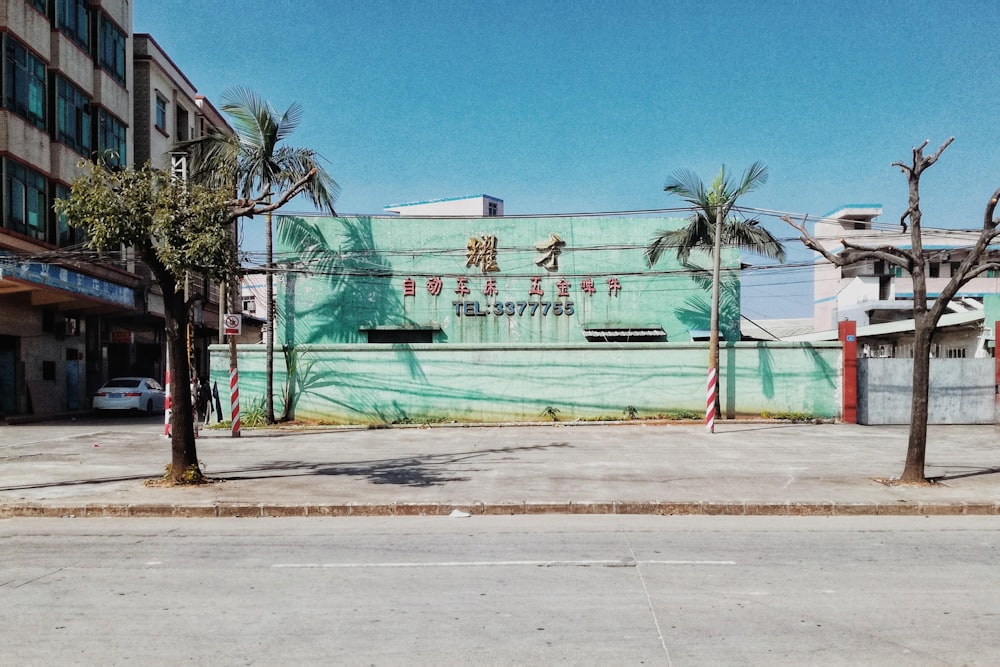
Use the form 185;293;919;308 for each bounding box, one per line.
801;204;999;358
385;194;503;217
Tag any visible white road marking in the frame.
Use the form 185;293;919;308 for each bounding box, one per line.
272;559;735;569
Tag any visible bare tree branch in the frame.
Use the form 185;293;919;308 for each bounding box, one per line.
965;260;1000;281
983;185;1000;230
227;168;319;219
892;137;955;232
781;214;912;269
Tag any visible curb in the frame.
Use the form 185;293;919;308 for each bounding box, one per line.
2;500;998;518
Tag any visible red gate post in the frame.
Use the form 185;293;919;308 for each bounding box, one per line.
839;320;857;424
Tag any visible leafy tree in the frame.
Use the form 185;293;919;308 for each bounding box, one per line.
646;163;785;425
177;87;339;424
56;163;236;483
783;138;1000;483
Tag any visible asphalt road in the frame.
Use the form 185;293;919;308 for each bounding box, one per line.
2;515;998;666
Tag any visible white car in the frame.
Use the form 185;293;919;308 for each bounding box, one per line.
93;377;166;414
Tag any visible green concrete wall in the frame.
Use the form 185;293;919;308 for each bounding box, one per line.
210;213;840;424
273;214;743;345
209;341;842;424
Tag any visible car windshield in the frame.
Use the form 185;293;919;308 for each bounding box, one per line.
103;378;141;389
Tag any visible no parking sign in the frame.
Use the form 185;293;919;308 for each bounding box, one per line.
224;313;242;336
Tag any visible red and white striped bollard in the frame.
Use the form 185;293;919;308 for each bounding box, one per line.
705;367;716;433
163;369;172;437
230;366;240;437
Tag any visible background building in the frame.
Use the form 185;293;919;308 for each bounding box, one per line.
801;204;999;358
0;1;225;419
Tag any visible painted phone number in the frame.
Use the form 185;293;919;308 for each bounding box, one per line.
453;301;575;317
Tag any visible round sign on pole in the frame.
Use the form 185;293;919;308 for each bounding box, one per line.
224;313;242;336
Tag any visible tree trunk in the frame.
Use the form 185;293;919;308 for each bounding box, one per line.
900;317;933;483
165;298;200;483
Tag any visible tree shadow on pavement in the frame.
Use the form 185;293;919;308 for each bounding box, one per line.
927;466;1000;482
0;473;157;492
214;442;573;488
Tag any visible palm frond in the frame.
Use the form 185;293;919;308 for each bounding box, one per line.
176;87;338;215
653;162;784;265
723;217;786;262
733;161;769;199
664;168;709;208
221;86;276;154
275;102;304;144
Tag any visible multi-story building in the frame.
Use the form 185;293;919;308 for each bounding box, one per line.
0;1;227;419
807;204;999;357
1;0;134;417
132;33;231;382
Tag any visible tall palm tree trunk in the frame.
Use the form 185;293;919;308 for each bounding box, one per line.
265;210;275;424
708;205;723;431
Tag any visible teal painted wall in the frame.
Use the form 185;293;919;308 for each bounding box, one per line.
210;341;842;424
208;214;840;424
273;214;743;345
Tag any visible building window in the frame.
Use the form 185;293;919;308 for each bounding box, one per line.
891;265;904;278
366;329;434;344
175;104;190;141
55;183;84;247
989;269;999;278
57;0;90;50
4;38;46;129
4;159;48;240
154;94;167;131
99;15;127;85
98;109;126;167
488;202;498;216
29;0;47;13
242;296;256;313
928;262;940;278
56;76;92;156
361;326;440;344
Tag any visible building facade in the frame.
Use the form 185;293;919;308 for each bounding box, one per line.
811;204;1000;358
209;208;846;424
0;1;226;418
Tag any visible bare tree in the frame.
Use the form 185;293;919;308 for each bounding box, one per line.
783;138;1000;483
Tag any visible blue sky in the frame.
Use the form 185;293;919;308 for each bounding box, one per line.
134;0;1000;319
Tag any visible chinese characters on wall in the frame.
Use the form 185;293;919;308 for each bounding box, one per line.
400;232;623;317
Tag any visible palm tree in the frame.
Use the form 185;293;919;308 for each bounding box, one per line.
646;162;785;430
177;87;339;424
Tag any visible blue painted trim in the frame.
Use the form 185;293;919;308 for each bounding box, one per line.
895;292;990;299
822;203;883;218
814;295;837;304
0;256;134;307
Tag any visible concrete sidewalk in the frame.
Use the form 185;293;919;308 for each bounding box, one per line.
1;419;999;517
